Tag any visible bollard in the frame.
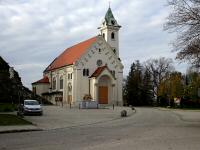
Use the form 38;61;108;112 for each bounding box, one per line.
121;110;127;117
113;104;115;110
70;103;71;109
17;110;24;118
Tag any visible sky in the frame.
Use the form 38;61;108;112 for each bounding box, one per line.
0;0;188;89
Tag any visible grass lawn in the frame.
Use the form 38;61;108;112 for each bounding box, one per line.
0;114;32;126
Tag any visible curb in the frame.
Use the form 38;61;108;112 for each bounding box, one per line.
156;107;200;123
0;128;43;134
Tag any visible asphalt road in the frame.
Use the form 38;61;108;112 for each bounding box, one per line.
0;107;200;150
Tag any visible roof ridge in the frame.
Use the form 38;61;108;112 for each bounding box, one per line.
44;36;97;72
65;36;97;51
32;76;49;84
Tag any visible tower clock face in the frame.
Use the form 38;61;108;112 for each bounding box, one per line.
97;59;103;66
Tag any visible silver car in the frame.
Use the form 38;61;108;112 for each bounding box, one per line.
22;100;43;115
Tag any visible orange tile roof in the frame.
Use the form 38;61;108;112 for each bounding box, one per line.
90;66;107;78
32;76;49;84
45;36;97;72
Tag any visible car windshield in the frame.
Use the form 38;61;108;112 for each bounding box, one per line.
24;101;39;105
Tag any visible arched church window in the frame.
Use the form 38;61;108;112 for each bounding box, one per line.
113;48;116;54
52;77;56;90
103;33;105;39
68;73;72;80
86;69;89;76
83;69;89;76
111;32;115;40
60;76;63;89
83;69;86;76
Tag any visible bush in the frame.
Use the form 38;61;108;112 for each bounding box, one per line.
180;98;200;108
0;103;16;112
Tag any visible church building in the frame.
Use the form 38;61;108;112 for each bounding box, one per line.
32;7;124;106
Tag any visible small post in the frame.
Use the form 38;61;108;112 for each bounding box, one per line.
113;104;114;110
70;103;71;109
79;103;80;109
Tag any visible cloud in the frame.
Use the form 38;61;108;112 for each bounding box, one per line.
14;63;47;70
0;0;185;89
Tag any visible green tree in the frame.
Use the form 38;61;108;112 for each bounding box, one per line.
125;60;143;106
158;72;184;106
124;61;154;106
185;71;200;100
145;57;174;100
141;69;153;106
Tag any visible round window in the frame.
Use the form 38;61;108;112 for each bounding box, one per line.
97;59;103;66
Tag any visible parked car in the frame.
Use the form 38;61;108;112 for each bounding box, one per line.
19;99;43;115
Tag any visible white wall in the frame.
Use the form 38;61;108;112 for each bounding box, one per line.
32;83;49;96
44;66;74;104
101;27;120;57
41;36;123;106
74;36;123;105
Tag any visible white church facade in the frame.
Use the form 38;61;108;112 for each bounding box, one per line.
32;7;124;106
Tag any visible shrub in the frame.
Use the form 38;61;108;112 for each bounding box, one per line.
0;103;16;112
83;94;92;101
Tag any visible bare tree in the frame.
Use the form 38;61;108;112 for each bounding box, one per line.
164;0;200;67
145;57;175;99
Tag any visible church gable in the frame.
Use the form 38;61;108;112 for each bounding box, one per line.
75;36;123;72
90;65;116;80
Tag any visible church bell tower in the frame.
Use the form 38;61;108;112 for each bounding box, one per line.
98;7;121;57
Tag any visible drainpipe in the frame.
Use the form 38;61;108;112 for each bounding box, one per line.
48;71;52;92
89;79;90;95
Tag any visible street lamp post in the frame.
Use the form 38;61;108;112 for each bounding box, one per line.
17;85;24;105
18;85;21;105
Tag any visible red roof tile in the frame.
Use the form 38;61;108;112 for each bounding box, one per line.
90;66;107;78
32;76;49;84
45;36;97;72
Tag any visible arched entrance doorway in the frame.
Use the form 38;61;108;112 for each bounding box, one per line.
98;75;111;104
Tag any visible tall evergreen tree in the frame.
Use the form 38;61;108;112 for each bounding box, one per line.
141;69;153;106
125;60;145;106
